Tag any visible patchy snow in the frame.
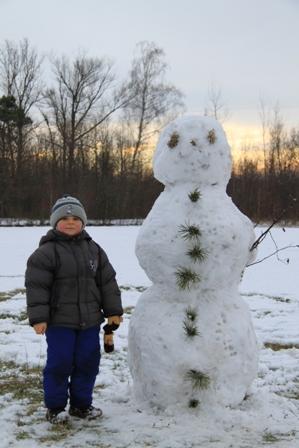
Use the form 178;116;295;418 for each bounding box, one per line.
0;225;298;447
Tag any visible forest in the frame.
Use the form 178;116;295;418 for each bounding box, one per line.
0;39;298;223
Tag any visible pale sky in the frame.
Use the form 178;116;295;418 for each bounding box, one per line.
0;0;298;147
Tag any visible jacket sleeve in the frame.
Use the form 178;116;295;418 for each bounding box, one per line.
25;246;55;326
96;247;123;318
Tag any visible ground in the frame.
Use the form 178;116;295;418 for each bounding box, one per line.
0;226;298;447
0;286;298;448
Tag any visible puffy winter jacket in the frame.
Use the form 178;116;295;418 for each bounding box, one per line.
25;229;123;329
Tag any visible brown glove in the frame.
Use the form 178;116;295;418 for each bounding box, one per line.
107;316;123;329
103;316;123;353
104;333;114;353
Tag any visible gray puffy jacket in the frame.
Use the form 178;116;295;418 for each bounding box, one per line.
25;229;123;329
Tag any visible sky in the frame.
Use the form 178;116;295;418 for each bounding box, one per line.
0;0;298;149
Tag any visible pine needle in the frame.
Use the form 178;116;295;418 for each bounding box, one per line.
187;245;207;262
183;319;199;337
185;306;197;322
178;223;201;241
188;189;201;202
176;267;200;290
185;369;210;390
167;132;180;148
207;129;217;144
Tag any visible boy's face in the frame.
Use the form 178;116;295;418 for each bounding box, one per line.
56;216;83;236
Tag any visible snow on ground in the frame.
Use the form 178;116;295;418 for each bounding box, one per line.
0;226;298;447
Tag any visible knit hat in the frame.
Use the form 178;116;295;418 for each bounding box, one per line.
50;195;87;228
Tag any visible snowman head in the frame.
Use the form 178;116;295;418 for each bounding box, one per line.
153;115;232;187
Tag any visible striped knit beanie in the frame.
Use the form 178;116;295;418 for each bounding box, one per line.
50;195;87;228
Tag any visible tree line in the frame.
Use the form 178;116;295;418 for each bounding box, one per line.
0;39;183;220
0;39;298;223
229;107;299;223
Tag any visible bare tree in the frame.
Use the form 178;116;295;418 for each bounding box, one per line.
285;127;299;171
42;53;131;191
268;103;285;174
123;41;185;171
0;38;43;113
204;83;229;123
0;38;43;175
258;96;270;174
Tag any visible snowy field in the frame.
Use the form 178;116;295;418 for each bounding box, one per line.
0;225;298;448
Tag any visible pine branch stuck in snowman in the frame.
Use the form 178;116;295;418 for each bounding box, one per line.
186;245;207;262
188;188;201;202
183;307;200;338
178;223;202;241
175;266;201;290
185;369;211;390
128;115;258;412
183;320;199;337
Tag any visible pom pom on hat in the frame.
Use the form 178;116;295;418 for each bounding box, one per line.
50;195;87;228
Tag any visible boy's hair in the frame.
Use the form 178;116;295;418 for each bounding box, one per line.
50;195;87;228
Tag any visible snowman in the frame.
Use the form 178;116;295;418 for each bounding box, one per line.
128;115;258;411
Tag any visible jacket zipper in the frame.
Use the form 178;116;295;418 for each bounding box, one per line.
70;241;85;328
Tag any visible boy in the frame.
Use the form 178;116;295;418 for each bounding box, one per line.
25;195;123;423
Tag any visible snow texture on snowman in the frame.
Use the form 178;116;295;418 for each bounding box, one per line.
128;115;258;411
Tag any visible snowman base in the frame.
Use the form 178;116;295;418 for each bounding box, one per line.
128;286;258;411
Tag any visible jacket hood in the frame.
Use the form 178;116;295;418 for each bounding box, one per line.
39;229;92;246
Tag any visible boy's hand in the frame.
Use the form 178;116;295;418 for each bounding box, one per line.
33;322;47;335
107;315;123;330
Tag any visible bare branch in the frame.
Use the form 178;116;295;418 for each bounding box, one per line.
204;83;230;123
247;245;299;267
250;198;296;252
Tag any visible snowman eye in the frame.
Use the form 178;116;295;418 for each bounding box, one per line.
207;129;217;144
167;132;180;148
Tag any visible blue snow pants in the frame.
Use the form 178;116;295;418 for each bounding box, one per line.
43;326;101;410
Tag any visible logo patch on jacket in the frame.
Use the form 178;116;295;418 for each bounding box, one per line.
89;259;98;273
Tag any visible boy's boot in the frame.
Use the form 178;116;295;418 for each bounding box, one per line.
69;405;103;419
46;407;67;424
